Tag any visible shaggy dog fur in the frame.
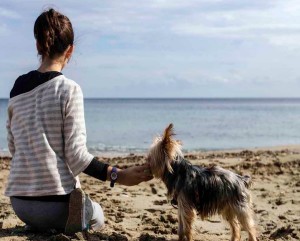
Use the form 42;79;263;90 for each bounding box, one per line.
147;124;257;241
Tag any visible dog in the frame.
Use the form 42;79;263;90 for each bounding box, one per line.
147;123;257;241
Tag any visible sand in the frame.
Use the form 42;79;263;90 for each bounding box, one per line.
0;146;300;241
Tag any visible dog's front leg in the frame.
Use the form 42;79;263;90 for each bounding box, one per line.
177;195;196;241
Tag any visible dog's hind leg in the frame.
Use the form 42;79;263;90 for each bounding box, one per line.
236;207;257;241
222;207;241;241
177;208;184;241
177;194;196;241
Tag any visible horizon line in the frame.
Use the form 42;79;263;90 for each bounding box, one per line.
1;97;300;100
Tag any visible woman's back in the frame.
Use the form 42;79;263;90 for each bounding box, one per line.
6;70;92;196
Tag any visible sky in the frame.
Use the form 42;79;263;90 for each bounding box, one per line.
0;0;300;98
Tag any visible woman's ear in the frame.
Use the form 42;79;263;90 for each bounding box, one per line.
65;45;74;60
36;41;41;54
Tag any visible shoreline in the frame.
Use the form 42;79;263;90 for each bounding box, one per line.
1;144;299;158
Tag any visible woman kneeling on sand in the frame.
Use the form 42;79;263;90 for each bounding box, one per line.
5;8;152;234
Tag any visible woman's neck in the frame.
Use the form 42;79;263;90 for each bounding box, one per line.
37;56;66;73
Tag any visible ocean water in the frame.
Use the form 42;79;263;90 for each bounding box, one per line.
1;98;300;155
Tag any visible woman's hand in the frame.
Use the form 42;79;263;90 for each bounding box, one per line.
111;163;153;186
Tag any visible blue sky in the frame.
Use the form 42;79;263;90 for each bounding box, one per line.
0;0;300;98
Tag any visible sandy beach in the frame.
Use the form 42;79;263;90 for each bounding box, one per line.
0;146;299;241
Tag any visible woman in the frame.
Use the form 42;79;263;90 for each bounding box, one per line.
5;8;152;234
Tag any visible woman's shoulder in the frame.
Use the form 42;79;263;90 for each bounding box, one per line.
10;70;62;98
59;75;79;86
54;75;84;100
57;75;82;92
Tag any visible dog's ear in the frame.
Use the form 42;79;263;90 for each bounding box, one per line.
161;123;183;173
162;123;176;163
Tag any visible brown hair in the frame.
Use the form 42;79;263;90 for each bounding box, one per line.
34;8;74;59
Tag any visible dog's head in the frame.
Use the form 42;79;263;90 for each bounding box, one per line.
147;123;183;179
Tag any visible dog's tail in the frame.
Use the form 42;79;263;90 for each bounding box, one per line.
241;175;252;188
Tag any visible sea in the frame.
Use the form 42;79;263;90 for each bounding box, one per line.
1;98;300;155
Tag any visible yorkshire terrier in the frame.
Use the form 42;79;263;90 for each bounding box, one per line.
147;124;257;241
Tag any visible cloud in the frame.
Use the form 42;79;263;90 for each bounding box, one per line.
0;23;9;36
167;1;300;49
268;35;300;49
172;23;300;38
149;0;202;9
0;6;20;19
0;5;21;36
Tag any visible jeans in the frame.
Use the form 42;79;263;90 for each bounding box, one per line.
10;194;105;231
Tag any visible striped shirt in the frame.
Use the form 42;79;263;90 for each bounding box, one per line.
5;71;94;196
